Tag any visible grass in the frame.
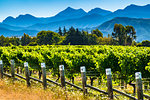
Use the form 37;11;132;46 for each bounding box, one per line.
1;71;149;100
0;78;100;100
0;79;55;100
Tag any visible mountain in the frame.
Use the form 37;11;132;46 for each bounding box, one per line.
97;17;150;41
27;14;105;31
0;27;38;36
107;4;150;19
2;7;88;27
2;14;42;27
88;8;112;16
2;7;112;28
39;7;88;24
1;4;150;41
0;23;24;31
56;7;87;18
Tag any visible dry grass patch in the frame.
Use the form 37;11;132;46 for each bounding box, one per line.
0;79;95;100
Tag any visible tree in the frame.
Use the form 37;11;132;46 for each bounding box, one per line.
63;27;90;45
21;33;32;46
97;37;113;45
0;35;21;46
58;27;63;36
63;27;77;45
91;29;103;37
112;24;126;45
112;24;136;45
125;25;136;45
37;31;61;45
88;34;98;45
0;35;6;46
63;26;67;36
9;37;20;46
141;40;150;47
81;30;89;45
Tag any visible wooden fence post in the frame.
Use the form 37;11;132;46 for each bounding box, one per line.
41;63;47;89
135;72;143;100
24;62;30;87
59;65;65;88
10;60;15;80
106;68;113;100
80;66;87;95
0;60;3;79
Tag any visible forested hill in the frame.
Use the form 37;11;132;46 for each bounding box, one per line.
97;17;150;42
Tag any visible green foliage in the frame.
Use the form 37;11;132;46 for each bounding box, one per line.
0;35;20;46
37;31;61;45
21;33;32;46
91;29;103;37
88;34;98;45
63;27;88;45
137;40;150;47
0;45;150;83
63;26;67;36
0;25;138;46
141;40;150;47
146;61;150;72
58;27;63;36
112;24;136;45
28;42;38;46
97;37;113;45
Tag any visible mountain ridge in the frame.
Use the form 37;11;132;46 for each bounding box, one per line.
88;8;112;16
1;4;150;41
2;7;112;27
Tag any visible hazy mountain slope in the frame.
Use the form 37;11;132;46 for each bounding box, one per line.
39;7;88;23
0;27;38;36
2;7;112;28
27;14;105;31
0;23;24;31
97;17;150;41
88;8;112;16
2;7;88;27
106;4;150;20
2;14;42;27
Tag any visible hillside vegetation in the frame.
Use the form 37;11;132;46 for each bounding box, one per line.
0;45;150;84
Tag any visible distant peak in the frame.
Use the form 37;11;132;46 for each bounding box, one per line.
123;4;150;11
67;7;72;9
18;14;33;17
92;8;103;10
65;7;74;10
16;14;35;19
79;8;83;10
25;14;33;16
88;7;112;16
56;7;87;17
129;4;137;6
2;16;15;23
129;4;150;7
65;7;85;11
4;16;15;21
125;4;150;9
7;16;15;19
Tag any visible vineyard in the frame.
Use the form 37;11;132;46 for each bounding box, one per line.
0;45;150;99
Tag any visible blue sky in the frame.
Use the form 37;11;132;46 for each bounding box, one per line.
0;0;150;22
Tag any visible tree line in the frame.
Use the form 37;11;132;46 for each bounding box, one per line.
0;24;149;46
